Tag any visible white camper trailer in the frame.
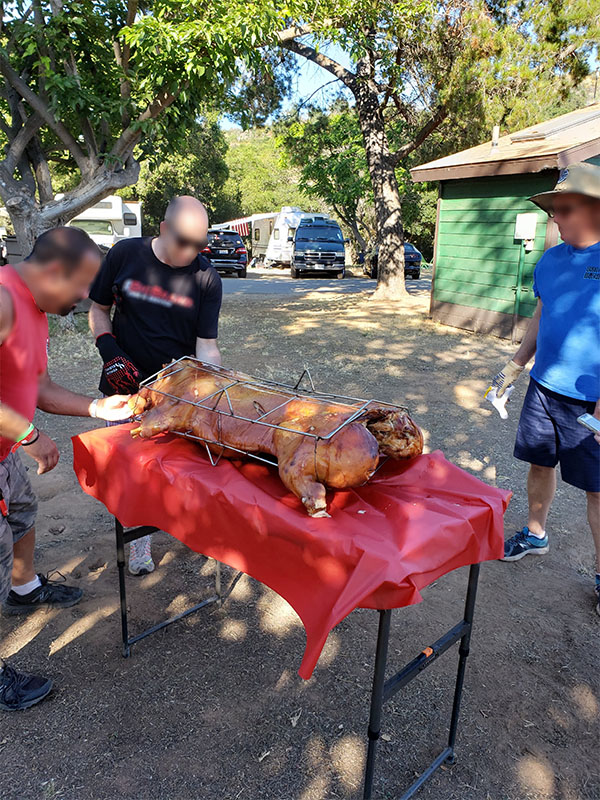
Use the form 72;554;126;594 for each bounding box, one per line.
0;195;142;265
67;195;142;250
210;211;277;263
213;207;331;268
246;212;279;262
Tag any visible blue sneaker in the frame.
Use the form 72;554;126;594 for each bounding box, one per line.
501;527;549;561
595;576;600;617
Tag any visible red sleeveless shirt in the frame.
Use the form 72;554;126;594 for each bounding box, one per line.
0;265;48;461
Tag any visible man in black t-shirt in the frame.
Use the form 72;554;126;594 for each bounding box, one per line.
88;195;222;574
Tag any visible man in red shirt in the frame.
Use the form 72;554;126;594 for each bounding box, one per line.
0;227;130;711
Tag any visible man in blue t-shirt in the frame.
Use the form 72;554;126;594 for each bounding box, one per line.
490;162;600;615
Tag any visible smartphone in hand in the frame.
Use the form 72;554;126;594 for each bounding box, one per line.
577;413;600;434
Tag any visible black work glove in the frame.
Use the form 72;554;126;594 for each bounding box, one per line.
96;333;140;394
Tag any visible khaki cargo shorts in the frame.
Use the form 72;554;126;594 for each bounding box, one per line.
0;452;38;603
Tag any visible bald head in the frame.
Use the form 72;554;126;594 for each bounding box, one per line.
164;195;208;225
158;195;210;267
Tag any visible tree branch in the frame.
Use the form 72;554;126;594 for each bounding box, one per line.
4;112;42;172
3;4;34;54
42;0;99;163
110;89;180;160
0;52;90;175
65;52;99;160
26;135;54;203
39;156;140;225
390;93;414;125
381;46;402;109
0;116;11;138
0;171;19;204
122;0;137;72
278;78;341;123
113;0;138;128
557;42;578;62
275;20;337;44
16;151;36;196
277;35;356;89
389;104;448;165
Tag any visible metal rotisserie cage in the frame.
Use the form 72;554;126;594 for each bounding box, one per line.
133;356;409;469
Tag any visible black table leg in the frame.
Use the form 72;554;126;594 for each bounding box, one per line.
115;518;131;657
362;563;481;799
114;518;243;658
363;609;392;799
447;562;480;759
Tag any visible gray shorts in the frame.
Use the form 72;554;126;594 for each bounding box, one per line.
0;452;38;602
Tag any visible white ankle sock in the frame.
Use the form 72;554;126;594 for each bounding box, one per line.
11;575;41;595
528;528;546;539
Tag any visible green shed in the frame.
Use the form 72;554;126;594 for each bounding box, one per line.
411;104;600;341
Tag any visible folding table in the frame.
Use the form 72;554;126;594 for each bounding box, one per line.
73;426;509;798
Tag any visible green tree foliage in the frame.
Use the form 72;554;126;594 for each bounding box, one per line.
0;0;287;249
216;128;319;221
275;101;372;253
131;118;230;234
226;50;298;129
274;0;598;295
276;100;442;259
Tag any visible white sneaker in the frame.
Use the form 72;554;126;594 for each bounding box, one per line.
128;535;155;576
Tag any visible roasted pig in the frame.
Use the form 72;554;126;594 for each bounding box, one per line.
129;360;423;517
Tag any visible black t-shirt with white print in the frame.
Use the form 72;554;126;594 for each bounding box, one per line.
89;237;222;393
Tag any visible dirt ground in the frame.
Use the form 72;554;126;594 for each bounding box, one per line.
1;286;598;800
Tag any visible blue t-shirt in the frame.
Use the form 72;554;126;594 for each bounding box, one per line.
531;241;600;402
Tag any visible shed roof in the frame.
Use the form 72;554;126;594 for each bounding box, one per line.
411;104;600;182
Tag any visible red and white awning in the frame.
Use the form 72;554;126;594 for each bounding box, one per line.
213;217;251;237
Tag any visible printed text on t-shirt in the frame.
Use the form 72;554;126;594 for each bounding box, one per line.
123;278;194;308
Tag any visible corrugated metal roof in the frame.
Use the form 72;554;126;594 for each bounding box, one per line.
411;104;600;182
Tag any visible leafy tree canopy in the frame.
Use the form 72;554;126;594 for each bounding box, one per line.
0;0;289;246
128;116;230;234
216;127;321;221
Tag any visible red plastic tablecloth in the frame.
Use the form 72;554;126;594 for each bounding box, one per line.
72;425;510;678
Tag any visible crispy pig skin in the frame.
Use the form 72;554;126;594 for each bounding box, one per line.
129;360;423;516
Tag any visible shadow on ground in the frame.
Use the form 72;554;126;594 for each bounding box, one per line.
0;290;598;800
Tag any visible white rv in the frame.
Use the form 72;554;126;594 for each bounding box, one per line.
67;195;142;250
264;208;331;267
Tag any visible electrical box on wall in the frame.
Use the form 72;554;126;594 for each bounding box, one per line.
514;213;538;239
514;213;538;251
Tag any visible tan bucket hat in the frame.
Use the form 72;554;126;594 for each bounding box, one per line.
529;161;600;213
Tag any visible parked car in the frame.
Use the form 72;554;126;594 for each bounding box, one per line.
202;228;248;277
290;217;346;279
364;243;422;279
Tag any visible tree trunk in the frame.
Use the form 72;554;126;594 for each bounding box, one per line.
1;191;79;329
6;199;46;256
348;219;367;259
354;84;406;299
